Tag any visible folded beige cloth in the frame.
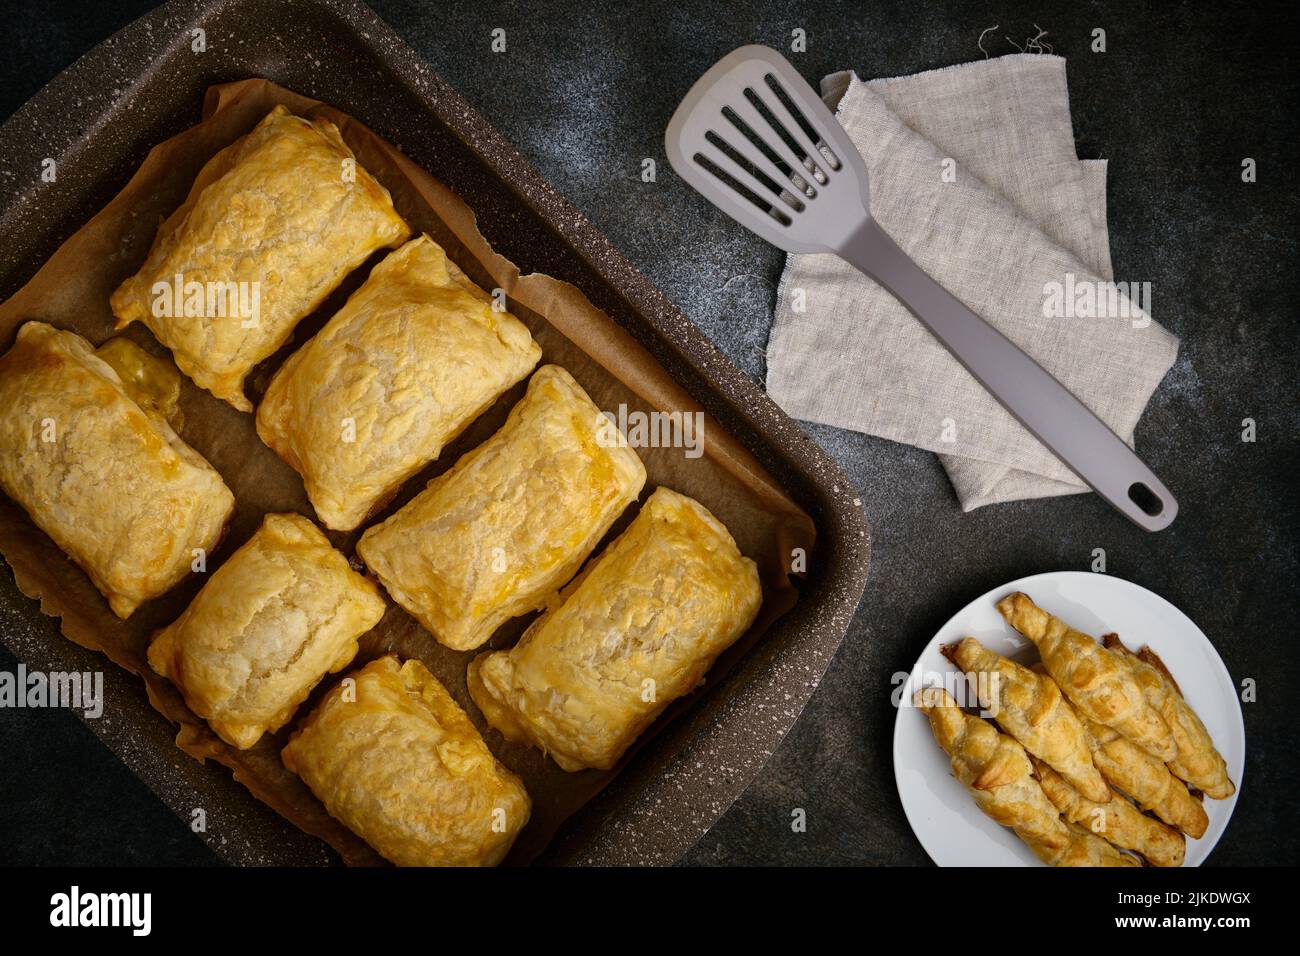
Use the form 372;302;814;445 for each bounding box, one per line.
766;54;1179;510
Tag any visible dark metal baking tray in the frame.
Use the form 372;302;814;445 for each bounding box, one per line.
0;0;871;865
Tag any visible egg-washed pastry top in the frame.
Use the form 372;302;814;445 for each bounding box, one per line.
282;656;531;867
468;486;763;772
357;364;646;651
148;512;386;750
92;335;185;425
256;234;541;531
110;105;411;411
0;321;234;619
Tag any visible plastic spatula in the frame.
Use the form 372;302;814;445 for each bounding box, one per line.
664;45;1177;531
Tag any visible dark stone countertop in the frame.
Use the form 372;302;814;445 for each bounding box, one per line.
0;0;1296;866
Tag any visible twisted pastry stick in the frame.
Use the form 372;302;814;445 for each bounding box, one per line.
997;593;1175;761
915;686;1069;855
1033;756;1185;867
1104;635;1235;799
945;637;1109;802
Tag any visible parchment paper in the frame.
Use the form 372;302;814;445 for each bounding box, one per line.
0;79;815;865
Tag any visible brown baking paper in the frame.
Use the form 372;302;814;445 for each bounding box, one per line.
0;79;815;865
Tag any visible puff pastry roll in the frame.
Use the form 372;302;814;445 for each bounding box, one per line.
358;365;646;651
0;322;234;618
468;487;762;771
111;105;410;410
1029;822;1141;868
1083;716;1209;839
914;687;1071;855
257;235;540;530
1103;635;1235;799
148;513;386;749
997;592;1176;761
944;637;1109;803
1032;756;1185;867
1028;659;1210;839
282;656;531;867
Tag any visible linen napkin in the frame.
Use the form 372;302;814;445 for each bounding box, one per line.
765;54;1179;510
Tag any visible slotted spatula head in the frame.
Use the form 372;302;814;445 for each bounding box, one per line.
665;45;872;253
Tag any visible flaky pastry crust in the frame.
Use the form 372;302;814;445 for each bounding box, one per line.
945;636;1109;803
110;106;410;410
914;686;1071;854
468;487;762;771
1083;715;1210;839
1104;635;1235;799
358;364;645;651
997;592;1176;762
0;322;234;618
148;512;386;749
1029;821;1141;867
256;235;540;530
1033;756;1184;867
282;656;531;867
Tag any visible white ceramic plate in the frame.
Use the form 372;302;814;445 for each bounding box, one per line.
892;571;1244;867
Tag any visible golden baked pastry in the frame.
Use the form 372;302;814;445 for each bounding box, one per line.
110;105;410;410
914;686;1071;856
944;637;1109;803
148;513;386;749
468;487;762;771
1083;716;1209;839
1104;635;1235;799
997;592;1176;761
1029;822;1141;868
256;235;540;530
0;322;234;618
1023;658;1210;839
282;656;531;867
93;336;184;426
358;364;645;651
1033;756;1185;867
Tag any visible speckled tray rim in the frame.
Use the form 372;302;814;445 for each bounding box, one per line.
0;0;871;866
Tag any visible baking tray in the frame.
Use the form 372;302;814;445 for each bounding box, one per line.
0;0;871;865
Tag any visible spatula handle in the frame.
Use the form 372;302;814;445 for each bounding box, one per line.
839;218;1177;531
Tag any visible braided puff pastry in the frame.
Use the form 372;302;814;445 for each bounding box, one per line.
997;592;1176;762
110;105;410;410
1103;635;1235;799
469;487;762;771
358;365;645;651
0;322;234;618
914;686;1071;855
282;656;531;867
1084;716;1209;838
256;235;540;530
1029;822;1141;867
148;513;386;749
944;637;1109;803
1033;756;1185;867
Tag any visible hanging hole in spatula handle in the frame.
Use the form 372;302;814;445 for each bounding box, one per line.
1128;482;1165;518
